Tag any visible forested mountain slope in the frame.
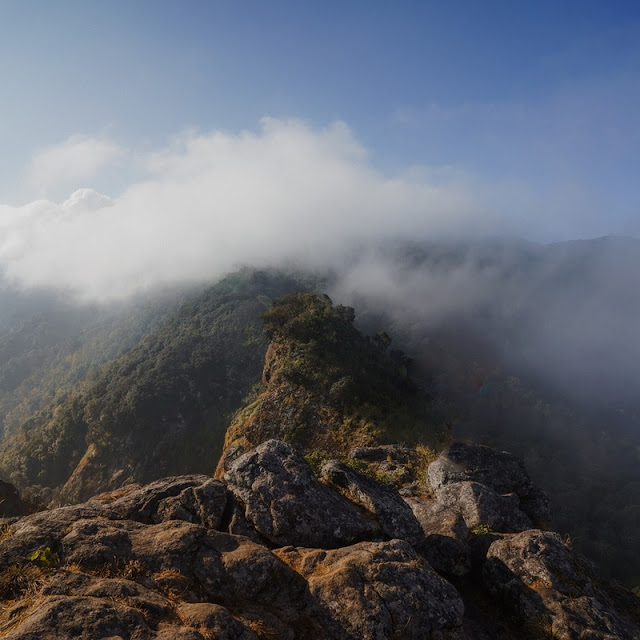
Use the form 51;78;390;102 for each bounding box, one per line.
0;270;315;505
0;291;188;442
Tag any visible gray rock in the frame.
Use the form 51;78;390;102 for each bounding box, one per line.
225;496;264;543
435;481;533;533
41;571;173;619
1;595;153;640
62;519;136;569
404;496;468;540
483;529;640;639
224;439;376;547
0;503;104;570
427;442;550;525
321;460;424;544
276;539;466;640
94;475;227;528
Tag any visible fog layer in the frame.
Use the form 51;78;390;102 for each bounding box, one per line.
0;119;495;301
1;119;638;406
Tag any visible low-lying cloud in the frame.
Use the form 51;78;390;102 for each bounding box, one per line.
3;118;638;407
26;135;124;200
330;237;640;406
0;118;500;301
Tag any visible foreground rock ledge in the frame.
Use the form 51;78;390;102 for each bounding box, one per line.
0;438;637;640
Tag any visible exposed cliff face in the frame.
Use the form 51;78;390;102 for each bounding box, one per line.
217;293;442;475
0;439;637;639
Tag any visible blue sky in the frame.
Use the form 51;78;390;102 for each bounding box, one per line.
0;1;639;297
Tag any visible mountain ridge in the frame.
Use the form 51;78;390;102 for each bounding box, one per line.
0;237;639;588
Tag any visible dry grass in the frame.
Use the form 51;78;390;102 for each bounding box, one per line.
196;625;217;640
0;595;39;635
243;618;280;639
0;564;45;601
152;569;191;602
528;578;554;591
91;484;141;503
0;523;12;542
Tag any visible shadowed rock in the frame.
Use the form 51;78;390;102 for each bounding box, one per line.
276;539;465;640
404;496;468;540
483;529;640;639
224;439;376;547
416;534;472;578
427;442;550;525
93;475;228;528
435;481;533;533
321;460;424;544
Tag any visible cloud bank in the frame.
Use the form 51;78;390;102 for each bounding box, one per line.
1;119;639;406
0;119;499;301
26;135;124;199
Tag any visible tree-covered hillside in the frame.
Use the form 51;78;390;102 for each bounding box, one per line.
0;291;188;441
0;270;317;504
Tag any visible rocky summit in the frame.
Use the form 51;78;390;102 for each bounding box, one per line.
0;438;638;639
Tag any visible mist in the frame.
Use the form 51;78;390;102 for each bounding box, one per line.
0;118;499;301
330;237;640;408
1;118;639;408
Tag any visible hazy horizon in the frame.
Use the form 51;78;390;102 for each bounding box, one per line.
1;2;639;300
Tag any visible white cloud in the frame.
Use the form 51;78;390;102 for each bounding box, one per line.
25;135;124;198
1;118;500;301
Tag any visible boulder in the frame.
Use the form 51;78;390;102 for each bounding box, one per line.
177;603;258;639
435;481;533;533
62;518;137;569
276;539;465;640
321;460;424;544
404;496;468;540
1;595;153;640
483;529;640;639
427;442;550;525
0;503;104;569
224;439;376;547
93;475;228;529
41;571;174;619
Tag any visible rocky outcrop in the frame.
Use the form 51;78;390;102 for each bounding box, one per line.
483;529;640;639
419;442;551;547
276;540;465;640
321;459;424;544
0;439;637;640
224;440;376;547
91;475;228;528
427;441;551;526
435;481;533;533
216;293;439;476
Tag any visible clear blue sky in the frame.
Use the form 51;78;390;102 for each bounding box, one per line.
1;0;640;240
